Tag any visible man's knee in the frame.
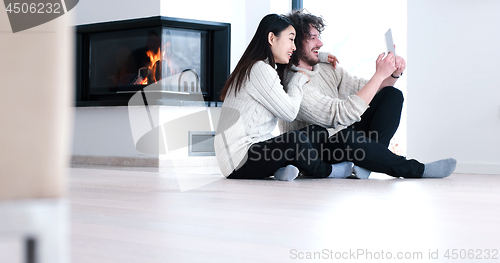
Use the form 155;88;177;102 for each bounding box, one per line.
383;86;404;104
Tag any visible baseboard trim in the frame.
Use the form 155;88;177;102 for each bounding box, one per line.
71;155;219;168
455;163;500;175
160;156;219;167
71;155;160;167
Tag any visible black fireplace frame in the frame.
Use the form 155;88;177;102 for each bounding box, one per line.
75;16;230;107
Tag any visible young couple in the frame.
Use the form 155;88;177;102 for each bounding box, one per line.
214;10;456;181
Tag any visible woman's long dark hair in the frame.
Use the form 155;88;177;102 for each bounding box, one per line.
219;14;294;101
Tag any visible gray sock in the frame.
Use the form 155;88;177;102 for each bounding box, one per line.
328;162;354;179
422;158;457;178
274;165;299;181
352;165;371;179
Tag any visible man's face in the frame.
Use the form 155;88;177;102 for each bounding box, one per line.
299;25;323;67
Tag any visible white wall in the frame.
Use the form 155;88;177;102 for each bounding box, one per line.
72;107;141;157
407;0;500;174
73;0;160;25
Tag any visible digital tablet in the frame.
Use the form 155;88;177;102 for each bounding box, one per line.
385;28;396;56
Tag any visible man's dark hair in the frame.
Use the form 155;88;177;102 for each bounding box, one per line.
284;9;325;66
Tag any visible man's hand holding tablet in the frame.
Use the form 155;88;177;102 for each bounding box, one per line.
385;28;405;78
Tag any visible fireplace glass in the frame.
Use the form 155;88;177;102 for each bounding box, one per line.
89;27;207;95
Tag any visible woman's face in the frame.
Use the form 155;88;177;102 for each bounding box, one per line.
269;25;296;64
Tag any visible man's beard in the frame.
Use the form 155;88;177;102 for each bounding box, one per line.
299;49;320;67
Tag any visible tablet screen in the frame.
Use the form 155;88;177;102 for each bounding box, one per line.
385;29;396;55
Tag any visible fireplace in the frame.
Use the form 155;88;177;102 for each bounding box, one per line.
76;16;230;106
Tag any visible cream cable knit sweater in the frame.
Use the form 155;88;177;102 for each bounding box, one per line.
279;52;369;137
214;60;309;177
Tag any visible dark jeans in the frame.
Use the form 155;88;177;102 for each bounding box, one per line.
228;125;332;179
322;86;425;178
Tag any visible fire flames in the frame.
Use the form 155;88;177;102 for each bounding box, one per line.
140;47;162;85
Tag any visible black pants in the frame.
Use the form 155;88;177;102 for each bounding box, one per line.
321;87;424;178
228;125;332;179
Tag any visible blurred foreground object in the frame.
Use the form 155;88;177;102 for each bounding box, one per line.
0;4;73;263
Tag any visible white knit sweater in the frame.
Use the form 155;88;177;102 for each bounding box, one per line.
214;60;309;177
279;52;369;137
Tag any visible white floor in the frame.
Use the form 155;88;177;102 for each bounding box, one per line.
3;166;499;262
61;165;500;262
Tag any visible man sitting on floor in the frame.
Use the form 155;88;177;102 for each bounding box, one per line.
279;10;456;179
